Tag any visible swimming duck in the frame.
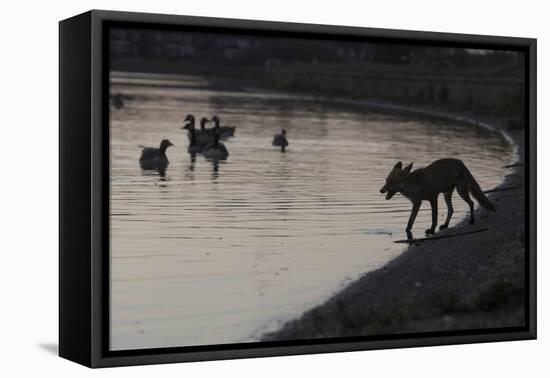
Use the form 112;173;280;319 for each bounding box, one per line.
272;129;289;152
203;129;229;161
139;139;173;170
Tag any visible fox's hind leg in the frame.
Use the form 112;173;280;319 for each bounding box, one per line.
425;197;438;235
440;191;454;230
457;183;475;224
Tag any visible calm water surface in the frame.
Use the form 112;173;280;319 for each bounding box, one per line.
109;73;515;350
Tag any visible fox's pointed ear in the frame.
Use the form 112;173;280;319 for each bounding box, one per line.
403;162;413;174
393;161;403;170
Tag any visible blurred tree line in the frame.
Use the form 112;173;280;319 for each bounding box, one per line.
110;28;523;74
110;28;525;120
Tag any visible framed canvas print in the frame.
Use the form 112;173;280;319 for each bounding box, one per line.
59;10;536;368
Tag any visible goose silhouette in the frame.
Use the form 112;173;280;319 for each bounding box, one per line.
139;139;173;170
203;128;229;161
272;129;289;152
209;115;236;139
182;114;215;149
111;93;124;109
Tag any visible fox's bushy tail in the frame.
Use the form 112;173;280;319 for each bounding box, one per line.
466;169;496;212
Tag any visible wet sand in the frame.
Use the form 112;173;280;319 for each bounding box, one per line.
263;109;526;340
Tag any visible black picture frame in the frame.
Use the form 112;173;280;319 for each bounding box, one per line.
59;9;537;368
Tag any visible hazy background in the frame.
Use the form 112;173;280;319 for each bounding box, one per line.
110;27;525;120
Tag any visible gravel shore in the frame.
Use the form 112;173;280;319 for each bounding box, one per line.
263;111;526;341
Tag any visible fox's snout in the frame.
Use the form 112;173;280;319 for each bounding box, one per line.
380;184;395;200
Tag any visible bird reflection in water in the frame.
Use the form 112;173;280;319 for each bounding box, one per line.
211;160;222;180
141;168;168;185
183;162;195;181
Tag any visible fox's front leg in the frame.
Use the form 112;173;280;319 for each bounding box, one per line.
426;197;438;235
406;201;421;239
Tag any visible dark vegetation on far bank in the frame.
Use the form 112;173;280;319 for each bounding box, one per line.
110;28;526;120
